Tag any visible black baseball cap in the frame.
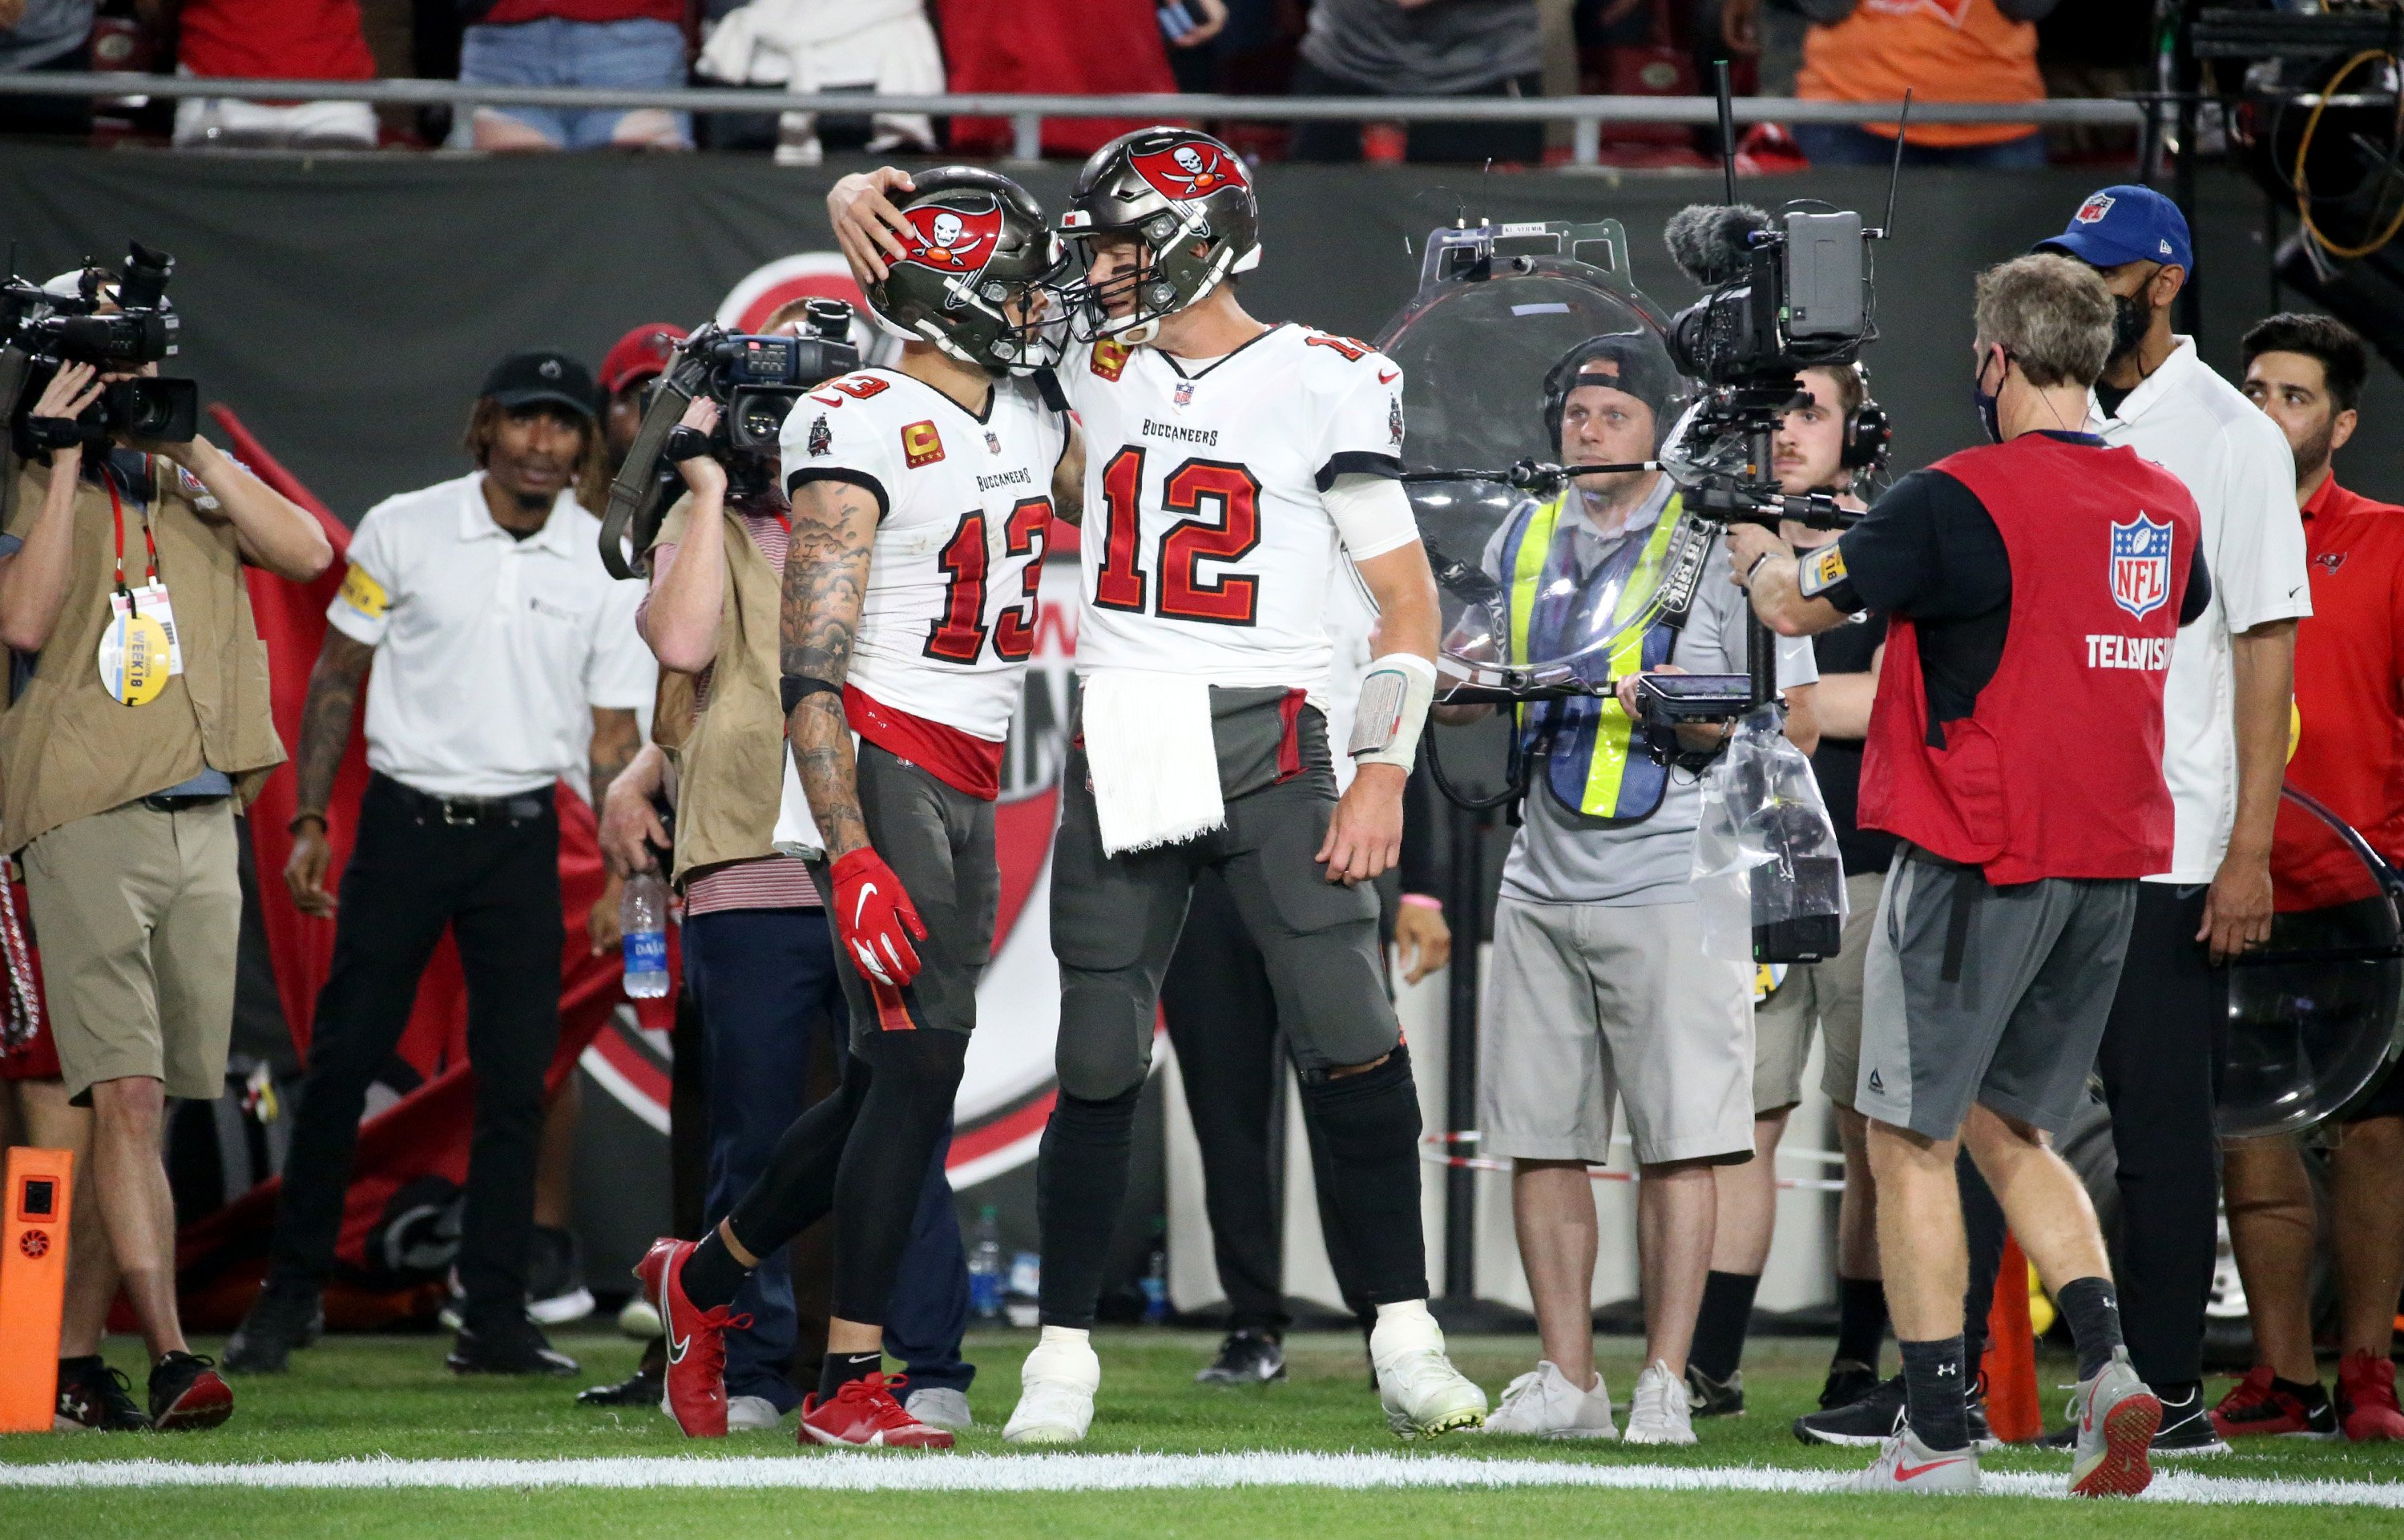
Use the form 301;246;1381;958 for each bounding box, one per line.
481;349;598;421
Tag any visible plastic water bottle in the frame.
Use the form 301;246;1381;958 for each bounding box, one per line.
620;872;670;999
968;1205;1004;1322
1139;1220;1169;1324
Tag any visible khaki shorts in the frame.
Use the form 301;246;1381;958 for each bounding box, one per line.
22;799;241;1103
1478;896;1753;1167
1750;869;1886;1113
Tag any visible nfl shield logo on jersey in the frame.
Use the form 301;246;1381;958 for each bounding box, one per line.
2109;512;2172;619
1173;380;1195;407
986;430;1002;455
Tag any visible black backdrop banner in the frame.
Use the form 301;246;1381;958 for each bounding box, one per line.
1;146;2392;523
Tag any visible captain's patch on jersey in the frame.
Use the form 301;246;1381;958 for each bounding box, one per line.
1798;543;1848;599
337;562;389;619
901;420;946;469
806;414;832;457
1090;338;1131;381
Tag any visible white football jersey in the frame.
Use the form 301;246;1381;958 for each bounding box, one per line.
781;367;1067;741
1059;324;1411;703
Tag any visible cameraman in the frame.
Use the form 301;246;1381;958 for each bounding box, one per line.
1729;254;2211;1495
0;308;333;1431
1442;335;1816;1446
225;349;654;1378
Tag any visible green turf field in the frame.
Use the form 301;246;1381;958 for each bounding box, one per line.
2;1328;2398;1538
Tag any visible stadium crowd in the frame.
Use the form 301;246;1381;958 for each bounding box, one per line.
0;112;2396;1502
0;0;2138;166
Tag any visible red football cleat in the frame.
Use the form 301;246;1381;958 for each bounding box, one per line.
799;1373;954;1449
634;1238;750;1438
2338;1352;2404;1442
2211;1365;2337;1439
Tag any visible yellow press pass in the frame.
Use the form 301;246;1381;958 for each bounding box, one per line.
337;562;389;620
95;609;171;707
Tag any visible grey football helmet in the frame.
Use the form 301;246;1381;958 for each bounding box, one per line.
869;167;1067;373
1057;127;1261;345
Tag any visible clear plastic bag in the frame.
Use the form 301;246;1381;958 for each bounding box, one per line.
1690;706;1849;963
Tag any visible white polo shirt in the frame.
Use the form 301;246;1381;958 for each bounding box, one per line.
328;471;656;800
2089;336;2311;884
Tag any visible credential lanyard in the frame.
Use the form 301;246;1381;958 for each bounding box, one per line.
107;474;160;604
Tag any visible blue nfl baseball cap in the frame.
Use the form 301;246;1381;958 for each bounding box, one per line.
2035;184;2193;273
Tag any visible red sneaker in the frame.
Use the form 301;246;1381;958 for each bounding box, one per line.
2210;1365;2336;1439
800;1373;955;1449
2337;1352;2404;1442
634;1238;750;1438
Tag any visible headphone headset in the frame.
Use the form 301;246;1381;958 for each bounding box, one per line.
1836;364;1890;475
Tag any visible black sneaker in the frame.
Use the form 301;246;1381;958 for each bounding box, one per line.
576;1336;666;1406
1196;1328;1286;1385
54;1357;150;1431
147;1352;233;1430
1796;1373;1905;1445
447;1314;579;1377
2039;1386;2230;1455
1819;1357;1880;1411
527;1226;596;1326
1685;1363;1745;1417
223;1281;325;1375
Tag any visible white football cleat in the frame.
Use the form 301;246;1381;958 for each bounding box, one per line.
1371;1306;1487;1438
906;1385;974;1433
1621;1359;1698;1445
1482;1360;1618;1438
1853;1424;1981;1494
1003;1330;1100;1445
724;1394;785;1432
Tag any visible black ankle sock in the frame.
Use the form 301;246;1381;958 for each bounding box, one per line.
2275;1376;2329;1405
680;1231;750;1312
1689;1271;1760;1383
1834;1276;1888;1369
1898;1335;1970;1453
2054;1276;2123;1381
817;1350;883;1402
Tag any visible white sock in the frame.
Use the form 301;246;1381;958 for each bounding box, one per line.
1037;1324;1091;1350
1369;1299;1440;1361
1374;1300;1434;1327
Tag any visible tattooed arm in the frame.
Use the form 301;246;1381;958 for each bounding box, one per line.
783;479;881;860
283;627;376;917
1050;419;1086;527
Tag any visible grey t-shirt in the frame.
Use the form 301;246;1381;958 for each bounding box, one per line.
1299;0;1542;96
1481;478;1818;908
0;0;92;73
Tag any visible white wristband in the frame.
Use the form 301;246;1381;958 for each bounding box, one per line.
1349;651;1438;773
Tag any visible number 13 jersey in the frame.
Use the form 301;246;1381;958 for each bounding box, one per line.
781;367;1067;745
1060;324;1414;704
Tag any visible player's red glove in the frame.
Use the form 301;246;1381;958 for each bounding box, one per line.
829;848;927;989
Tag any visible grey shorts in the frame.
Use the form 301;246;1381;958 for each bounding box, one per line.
1050;721;1393;1103
1856;847;2137;1140
806;743;997;1050
1752;869;1886;1114
1479;897;1754;1167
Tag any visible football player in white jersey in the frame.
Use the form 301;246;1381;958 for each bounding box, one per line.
638;167;1079;1450
829;129;1485;1444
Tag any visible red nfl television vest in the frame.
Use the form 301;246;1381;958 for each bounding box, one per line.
1859;433;2200;885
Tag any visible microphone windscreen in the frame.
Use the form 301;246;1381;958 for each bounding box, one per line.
1664;204;1772;288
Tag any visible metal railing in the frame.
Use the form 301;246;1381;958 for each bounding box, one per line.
0;73;2147;166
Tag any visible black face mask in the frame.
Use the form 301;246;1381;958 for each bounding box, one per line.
2109;290;2153;360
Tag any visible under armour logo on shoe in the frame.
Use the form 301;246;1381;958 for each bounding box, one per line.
1866;1069;1886;1095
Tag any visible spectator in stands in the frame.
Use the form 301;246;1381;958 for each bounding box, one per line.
167;0;380;150
458;0;691;152
938;0;1187;160
696;0;941;167
0;0;95;139
1291;0;1543;166
1721;0;2058;168
0;295;334;1430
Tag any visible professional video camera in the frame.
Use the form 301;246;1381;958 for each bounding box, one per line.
599;299;861;579
0;242;200;453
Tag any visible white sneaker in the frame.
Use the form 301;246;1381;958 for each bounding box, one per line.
1371;1307;1487;1438
1481;1361;1617;1439
1621;1360;1698;1445
906;1385;974;1432
1003;1331;1100;1445
1853;1425;1981;1494
724;1395;785;1431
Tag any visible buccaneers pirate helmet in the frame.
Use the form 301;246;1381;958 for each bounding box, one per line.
1057;127;1260;345
869;167;1067;373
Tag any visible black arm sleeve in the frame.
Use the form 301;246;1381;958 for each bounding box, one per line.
2180;543;2213;625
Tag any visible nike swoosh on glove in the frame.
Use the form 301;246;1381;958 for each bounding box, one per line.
829;848;927;988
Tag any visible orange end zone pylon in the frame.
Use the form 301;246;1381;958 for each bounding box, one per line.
0;1147;75;1432
1979;1231;2043;1444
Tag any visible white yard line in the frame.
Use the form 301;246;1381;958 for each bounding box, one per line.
2;1450;2397;1506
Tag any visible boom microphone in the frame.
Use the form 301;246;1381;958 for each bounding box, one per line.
1664;204;1772;288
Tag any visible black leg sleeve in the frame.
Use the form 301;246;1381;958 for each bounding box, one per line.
726;1054;871;1258
1296;1042;1430;1306
828;1027;967;1325
1036;1083;1144;1328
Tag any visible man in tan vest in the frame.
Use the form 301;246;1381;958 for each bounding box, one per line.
0;341;333;1430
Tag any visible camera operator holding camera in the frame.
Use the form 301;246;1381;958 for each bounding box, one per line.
0;263;333;1430
1437;335;1817;1446
226;349;654;1380
1729;253;2212;1497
